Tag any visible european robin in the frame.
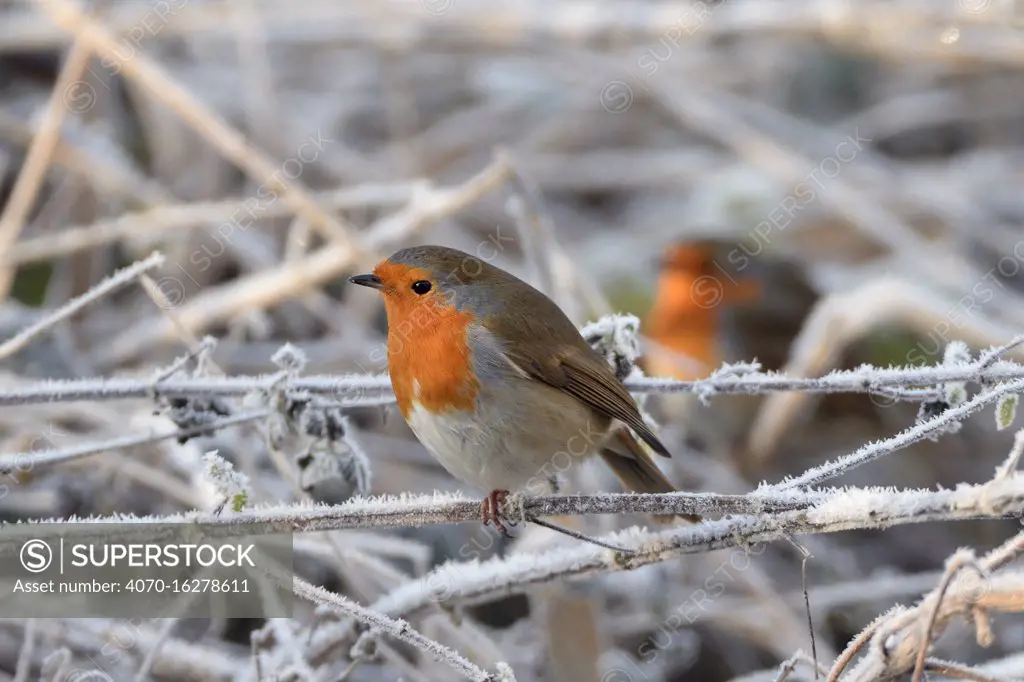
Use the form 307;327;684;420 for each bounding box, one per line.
350;245;695;534
642;239;818;461
643;241;761;383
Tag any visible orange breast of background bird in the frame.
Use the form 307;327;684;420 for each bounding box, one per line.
644;243;761;380
645;269;719;379
376;262;480;420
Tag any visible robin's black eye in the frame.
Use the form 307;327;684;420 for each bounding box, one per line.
411;280;432;295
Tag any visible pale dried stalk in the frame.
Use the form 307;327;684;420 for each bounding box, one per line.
833;531;1024;681
0;34;92;300
0;107;163;204
35;0;359;248
100;154;513;361
3;183;418;267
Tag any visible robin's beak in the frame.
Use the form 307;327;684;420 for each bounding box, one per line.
349;273;384;290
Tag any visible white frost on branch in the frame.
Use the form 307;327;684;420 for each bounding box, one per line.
9;319;1024;409
299;474;1024;662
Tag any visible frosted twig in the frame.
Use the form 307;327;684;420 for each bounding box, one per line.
292;576;497;682
825;609;900;682
363;150;513;247
39;647;72;682
0;489;825;547
775;377;1024;491
0;409;267;474
0;373;392;406
0;251;165;360
9;361;1024;408
910;550;986;682
301;476;1024;662
151;337;219;386
3;183;418;266
996;428;1024;479
504;155;558;299
771;650;828;682
977;333;1024;372
629;362;1024;397
133;617;180;682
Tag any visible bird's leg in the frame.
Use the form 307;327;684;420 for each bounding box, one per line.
481;489;512;537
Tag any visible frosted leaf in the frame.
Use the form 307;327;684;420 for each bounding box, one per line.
297;416;371;503
996;393;1019;431
943;340;972;367
494;662;518;681
201;450;251;513
944;382;968;408
271;342;308;373
350;630;379;661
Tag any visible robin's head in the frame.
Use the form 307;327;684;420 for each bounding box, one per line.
349;246;509;322
657;242;717;276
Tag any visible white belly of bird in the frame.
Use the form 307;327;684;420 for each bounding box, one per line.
406;382;606;494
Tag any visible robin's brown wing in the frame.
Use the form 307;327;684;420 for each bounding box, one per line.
502;342;671;457
477;269;671;457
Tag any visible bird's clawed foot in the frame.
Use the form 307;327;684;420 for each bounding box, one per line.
481;489;516;537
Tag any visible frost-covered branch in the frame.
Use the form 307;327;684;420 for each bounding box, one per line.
773;377;1024;491
292;577;503;682
0;489;824;549
0;410;267;474
4;479;1021;563
301;475;1024;663
6;361;1024;407
0;373;391;406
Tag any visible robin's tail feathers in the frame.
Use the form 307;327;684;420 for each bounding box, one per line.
599;430;701;524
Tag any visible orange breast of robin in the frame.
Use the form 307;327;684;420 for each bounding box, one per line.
384;294;480;420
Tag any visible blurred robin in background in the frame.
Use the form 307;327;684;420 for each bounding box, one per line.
643;241;761;382
642;239;818;454
350;245;697;534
